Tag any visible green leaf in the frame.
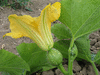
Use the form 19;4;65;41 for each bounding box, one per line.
75;35;91;62
53;40;70;58
51;23;72;40
41;65;55;72
91;53;96;62
25;7;33;11
94;50;100;65
1;72;10;75
16;43;55;74
59;0;100;39
96;59;100;65
0;49;30;75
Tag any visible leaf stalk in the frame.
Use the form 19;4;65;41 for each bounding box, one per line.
68;37;75;75
58;63;68;75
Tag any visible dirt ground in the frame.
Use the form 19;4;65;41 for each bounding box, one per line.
0;0;100;75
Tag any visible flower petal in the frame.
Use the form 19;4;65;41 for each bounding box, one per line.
38;2;61;49
6;14;41;39
3;33;25;39
4;2;61;51
4;14;49;50
41;2;61;23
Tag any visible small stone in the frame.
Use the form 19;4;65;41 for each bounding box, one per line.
36;73;41;75
21;11;26;15
90;39;97;46
75;72;81;75
89;33;99;39
96;36;100;41
87;65;95;75
96;47;100;50
55;69;63;75
63;64;68;71
0;6;4;10
59;73;64;75
55;64;67;75
73;60;81;72
89;39;92;41
92;50;97;54
99;71;100;75
90;46;96;50
95;41;100;47
42;70;54;75
80;67;87;75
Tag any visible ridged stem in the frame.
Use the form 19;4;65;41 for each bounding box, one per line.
58;63;68;75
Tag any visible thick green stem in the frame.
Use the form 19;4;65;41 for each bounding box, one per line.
68;57;73;75
58;63;68;75
68;37;75;75
91;62;98;75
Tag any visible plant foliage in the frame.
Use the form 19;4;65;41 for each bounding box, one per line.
0;0;33;11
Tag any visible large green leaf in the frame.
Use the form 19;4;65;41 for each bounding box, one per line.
16;43;55;74
59;0;100;39
51;23;72;40
0;49;30;75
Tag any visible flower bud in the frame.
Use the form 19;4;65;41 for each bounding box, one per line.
47;48;63;66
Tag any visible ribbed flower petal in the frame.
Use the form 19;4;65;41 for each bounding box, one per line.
38;2;61;50
4;14;48;50
4;2;61;51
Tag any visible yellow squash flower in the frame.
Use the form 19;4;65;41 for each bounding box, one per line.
3;2;61;51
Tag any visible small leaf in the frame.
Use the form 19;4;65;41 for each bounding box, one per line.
75;34;91;62
0;49;30;75
25;7;33;11
94;50;100;64
41;65;55;72
53;40;70;58
51;23;72;40
95;59;100;65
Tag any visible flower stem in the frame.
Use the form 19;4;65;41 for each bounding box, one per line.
91;62;98;75
57;63;68;75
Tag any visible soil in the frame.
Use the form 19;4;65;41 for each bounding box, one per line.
0;0;100;75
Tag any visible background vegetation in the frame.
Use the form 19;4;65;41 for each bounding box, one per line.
0;0;33;11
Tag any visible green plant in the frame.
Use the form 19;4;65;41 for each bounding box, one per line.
1;0;100;75
0;0;33;11
0;0;8;6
